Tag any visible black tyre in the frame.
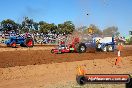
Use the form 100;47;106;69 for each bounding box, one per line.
51;49;54;54
20;43;25;47
76;75;86;85
107;45;114;52
78;43;86;53
96;43;102;52
24;38;34;47
70;50;74;53
126;78;132;88
101;45;107;52
7;43;10;47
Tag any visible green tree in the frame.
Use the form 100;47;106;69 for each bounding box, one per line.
58;23;64;34
38;21;57;34
58;21;75;34
1;19;17;32
49;23;57;34
33;22;39;30
20;17;41;33
39;21;49;34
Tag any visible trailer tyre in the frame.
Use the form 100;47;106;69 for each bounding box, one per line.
107;45;114;52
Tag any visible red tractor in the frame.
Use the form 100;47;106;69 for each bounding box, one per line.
51;37;87;54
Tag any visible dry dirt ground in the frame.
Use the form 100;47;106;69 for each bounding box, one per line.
0;45;132;88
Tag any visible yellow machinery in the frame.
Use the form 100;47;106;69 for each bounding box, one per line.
88;27;95;34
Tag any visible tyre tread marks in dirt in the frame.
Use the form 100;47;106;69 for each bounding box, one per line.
24;38;34;47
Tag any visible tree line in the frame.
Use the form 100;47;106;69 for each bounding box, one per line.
0;17;120;36
0;17;75;34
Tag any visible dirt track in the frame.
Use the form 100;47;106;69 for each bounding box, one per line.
0;45;132;88
0;45;132;68
0;56;132;88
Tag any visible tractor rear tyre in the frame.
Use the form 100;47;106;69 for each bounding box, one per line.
11;42;16;48
24;38;34;47
78;43;86;53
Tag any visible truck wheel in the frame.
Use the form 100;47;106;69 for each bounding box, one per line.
76;75;86;85
24;38;34;47
78;43;86;53
96;44;102;51
102;45;107;52
107;45;114;52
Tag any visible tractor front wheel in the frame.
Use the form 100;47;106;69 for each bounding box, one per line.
51;49;54;54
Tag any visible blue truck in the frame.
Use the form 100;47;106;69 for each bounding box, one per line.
76;36;115;53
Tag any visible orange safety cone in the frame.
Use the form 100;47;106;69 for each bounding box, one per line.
115;56;121;65
115;44;123;65
77;66;86;75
